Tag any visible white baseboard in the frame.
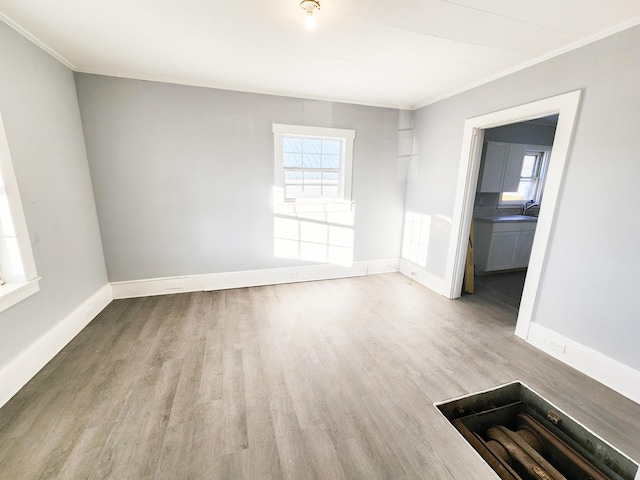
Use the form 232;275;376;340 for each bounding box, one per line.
111;259;401;299
0;283;113;408
527;322;640;405
398;259;448;297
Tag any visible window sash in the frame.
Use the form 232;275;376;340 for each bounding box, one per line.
500;150;547;205
273;124;355;204
283;167;341;199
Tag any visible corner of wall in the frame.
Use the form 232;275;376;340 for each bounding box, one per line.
0;283;113;408
398;259;448;296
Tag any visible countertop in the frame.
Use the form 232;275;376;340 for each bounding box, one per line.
474;214;538;223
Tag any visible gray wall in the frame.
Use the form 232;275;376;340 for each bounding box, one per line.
75;74;407;282
405;25;640;370
484;118;557;145
0;22;108;369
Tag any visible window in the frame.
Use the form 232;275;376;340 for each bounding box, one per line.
273;124;355;203
0;112;40;313
500;148;549;206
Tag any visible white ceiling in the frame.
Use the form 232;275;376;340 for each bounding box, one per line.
1;0;640;109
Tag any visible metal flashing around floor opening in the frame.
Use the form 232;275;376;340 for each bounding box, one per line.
435;381;639;480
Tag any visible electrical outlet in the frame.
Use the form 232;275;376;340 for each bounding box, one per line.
548;340;566;354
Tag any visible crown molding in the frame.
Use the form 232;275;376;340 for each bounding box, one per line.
0;13;76;70
413;15;640;110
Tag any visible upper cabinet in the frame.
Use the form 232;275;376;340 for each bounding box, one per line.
479;142;526;193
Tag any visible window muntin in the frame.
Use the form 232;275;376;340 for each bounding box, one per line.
273;124;355;204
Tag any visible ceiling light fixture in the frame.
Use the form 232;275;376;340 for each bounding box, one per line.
300;0;320;29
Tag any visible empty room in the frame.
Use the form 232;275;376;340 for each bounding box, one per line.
0;1;639;478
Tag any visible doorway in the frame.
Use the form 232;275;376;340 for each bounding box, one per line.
444;91;582;340
469;115;558;309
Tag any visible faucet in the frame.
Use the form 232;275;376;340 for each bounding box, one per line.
522;200;540;216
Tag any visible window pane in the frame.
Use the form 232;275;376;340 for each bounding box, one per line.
322;155;340;169
283;137;302;153
303;138;322;154
322;171;338;181
502;179;537;203
303;153;321;168
517;178;536;200
304;171;321;181
283;153;302;168
322;139;341;155
284;170;303;181
521;155;537;177
501;192;524;202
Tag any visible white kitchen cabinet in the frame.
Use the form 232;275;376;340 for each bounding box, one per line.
479;142;508;193
485;230;520;271
513;229;535;267
474;219;537;272
479;142;526;193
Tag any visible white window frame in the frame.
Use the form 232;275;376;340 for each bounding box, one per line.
499;145;551;207
272;124;355;204
0;112;40;313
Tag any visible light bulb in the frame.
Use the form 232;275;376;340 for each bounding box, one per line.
305;13;315;29
300;0;320;30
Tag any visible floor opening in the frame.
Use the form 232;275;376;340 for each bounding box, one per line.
436;381;639;480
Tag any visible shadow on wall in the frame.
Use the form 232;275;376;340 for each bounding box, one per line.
401;211;451;277
272;187;355;267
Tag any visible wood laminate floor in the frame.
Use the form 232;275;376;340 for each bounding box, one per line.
472;270;527;308
0;273;638;479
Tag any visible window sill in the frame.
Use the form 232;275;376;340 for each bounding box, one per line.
274;200;355;214
0;278;40;314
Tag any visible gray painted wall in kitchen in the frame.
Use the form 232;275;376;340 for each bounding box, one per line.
484;119;557;146
405;25;640;370
0;21;107;370
74;74;408;282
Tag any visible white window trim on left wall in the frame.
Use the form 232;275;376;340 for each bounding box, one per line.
0;112;40;313
272;123;356;205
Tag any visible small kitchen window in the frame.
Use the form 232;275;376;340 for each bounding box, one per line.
500;149;549;206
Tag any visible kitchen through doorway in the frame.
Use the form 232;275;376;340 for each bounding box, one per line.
466;116;558;310
447;90;582;339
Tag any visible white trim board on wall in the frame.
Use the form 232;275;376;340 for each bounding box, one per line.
527;323;640;405
446;90;582;340
111;259;400;299
398;259;448;296
0;284;113;408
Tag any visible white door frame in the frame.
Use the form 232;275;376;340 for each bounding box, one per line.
445;90;582;340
